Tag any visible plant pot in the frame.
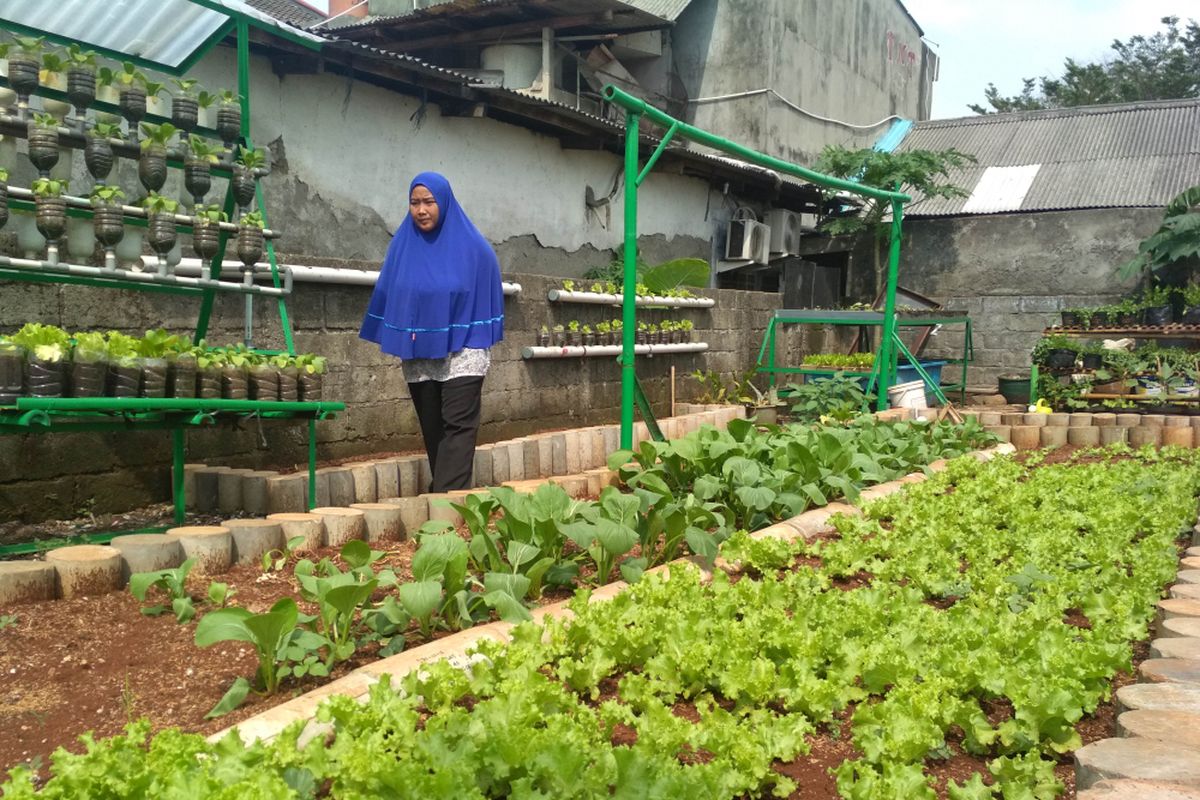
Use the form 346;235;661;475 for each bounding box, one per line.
278;366;299;402
249;365;279;401
216;104;242;145
1060;311;1081;327
750;405;778;425
184;159;211;202
0;346;24;405
236;225;263;267
197;366;222;399
42;97;72;121
25;355;64;398
0;181;7;232
109;359;141;397
1092;379;1126;394
536;333;550;347
13;211;44;257
298;371;323;402
192;219;221;260
231;164;256;208
141;357;168;398
997;374;1031;405
146;212;178;262
118;86;147;125
0;87;15;111
1182;307;1200;325
66;216;96;261
636;332;647;345
169;356;197;398
1044;348;1077;369
1143;305;1173;326
222;366;248;400
147;94;168;118
582;332;595;347
27;121;60;173
171;96;198;132
138;144;167;192
35;196;67;244
1081;353;1103;370
8;55;39;101
552;331;566;347
567;331;582;347
66;68;96;116
115;227;144;268
68;358;107;398
84;134;115;181
92;204;125;248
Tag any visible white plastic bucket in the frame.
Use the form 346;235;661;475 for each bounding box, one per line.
887;380;928;411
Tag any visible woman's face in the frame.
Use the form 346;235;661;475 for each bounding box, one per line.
410;185;440;232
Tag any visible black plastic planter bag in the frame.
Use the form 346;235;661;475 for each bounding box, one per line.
26;356;65;398
110;359;141;398
0;347;24;404
141;358;168;398
69;359;107;398
169;358;197;398
298;372;322;402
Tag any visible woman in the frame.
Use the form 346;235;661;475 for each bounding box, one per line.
360;172;504;493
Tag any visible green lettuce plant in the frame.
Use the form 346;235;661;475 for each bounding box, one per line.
11;323;69;363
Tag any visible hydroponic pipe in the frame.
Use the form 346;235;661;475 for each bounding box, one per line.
546;289;714;308
522;343;709;359
0;255;291;297
172;259;521;294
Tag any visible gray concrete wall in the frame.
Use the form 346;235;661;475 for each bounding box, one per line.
0;271;804;524
898;209;1158;387
673;0;934;167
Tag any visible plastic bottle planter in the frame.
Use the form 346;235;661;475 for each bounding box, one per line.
248;365;279;401
216;103;242;146
197;365;222;399
278;366;299;402
231;165;256;209
298;371;323;402
236;225;264;268
168;355;197;399
92;204;124;252
84;135;115;182
184;159;211;204
222;365;248;400
0;344;25;405
25;355;64;398
138;145;168;192
141;357;169;398
66;68;96;117
119;86;147;127
0;180;8;232
191;219;220;261
27;121;60;174
1143;305;1173;327
146;212;177;267
35;196;67;247
68;355;107;398
8;55;39;105
171;96;198;133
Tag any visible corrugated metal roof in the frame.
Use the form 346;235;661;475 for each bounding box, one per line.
244;0;326;29
615;0;692;22
0;0;324;70
899;98;1200;216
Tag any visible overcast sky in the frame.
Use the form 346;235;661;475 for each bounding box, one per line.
903;0;1200;119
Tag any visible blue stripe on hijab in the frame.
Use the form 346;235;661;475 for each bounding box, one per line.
359;172;505;360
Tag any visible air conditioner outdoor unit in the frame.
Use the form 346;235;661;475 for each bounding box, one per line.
726;219;770;262
766;209;800;255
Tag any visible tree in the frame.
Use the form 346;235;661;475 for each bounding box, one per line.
1118;184;1200;280
970;16;1200;114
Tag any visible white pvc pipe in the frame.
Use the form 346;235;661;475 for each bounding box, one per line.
547;289;714;308
521;342;709;359
171;258;522;295
0;254;290;296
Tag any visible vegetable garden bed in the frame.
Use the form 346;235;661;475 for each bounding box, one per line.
0;417;996;786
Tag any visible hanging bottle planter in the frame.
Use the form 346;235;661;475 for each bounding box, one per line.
215;90;242;146
64;44;98;119
170;78;201;132
141;192;180;271
137;121;176;193
38;52;72;121
296;355;326;402
231;144;265;209
32;177;68;251
114;62;148;129
27;113;61;175
84;122;120;182
236;210;265;268
0;168;8;233
89;185;126;268
191;204;226;260
184;134;221;205
7;36;43;107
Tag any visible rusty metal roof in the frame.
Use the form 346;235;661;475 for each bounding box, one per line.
244;0;325;28
898;98;1200;217
616;0;692;22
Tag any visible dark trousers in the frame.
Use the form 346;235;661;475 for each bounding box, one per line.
408;376;484;493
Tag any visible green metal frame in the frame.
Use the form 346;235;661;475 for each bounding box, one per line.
602;85;911;449
755;310;974;405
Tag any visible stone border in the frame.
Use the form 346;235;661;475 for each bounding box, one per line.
968;410;1200;451
212;439;1014;746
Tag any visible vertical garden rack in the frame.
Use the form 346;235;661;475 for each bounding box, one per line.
0;1;344;530
601;85;915;448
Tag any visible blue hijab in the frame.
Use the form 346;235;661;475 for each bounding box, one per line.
360;172;504;360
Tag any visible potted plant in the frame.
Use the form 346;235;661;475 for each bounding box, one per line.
236;209;265;268
93;66;121;125
232;145;265;208
561;279;575;292
611;318;622;344
168;342;198;399
596;320;611;346
1031;334;1078;369
647;322;660;345
0;167;8;232
220;345;250;400
140;328;184;398
185;134;221;203
64;44;97;118
68;331;108;398
1080;342;1105;371
8;36;43;105
296;353;326;402
27;112;60;174
536;325;550;347
1060;307;1085;328
105;331;141;397
275;353;299;401
38;50;72;119
165;78;199;131
248;351;280;401
1113;297;1140;327
11;323;69;398
137;121;176;192
1095;349;1142;395
566;319;582;347
216;90;242;146
84;121;121;182
1140;284;1175;326
141;192;180;267
551;324;566;348
31;177;68;249
582;324;595;347
195;345;222;399
1181;285;1200;325
191;204;226;261
144;78;169;119
195;89;218;130
90;183;126;257
113;62;147;127
0;336;24;405
735;370;785;425
680;319;695;342
635;320;648;346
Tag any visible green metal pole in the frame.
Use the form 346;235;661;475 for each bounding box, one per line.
876;197;905;411
308;417;317;510
237;20;255;348
619;110;641;451
172;428;186;525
